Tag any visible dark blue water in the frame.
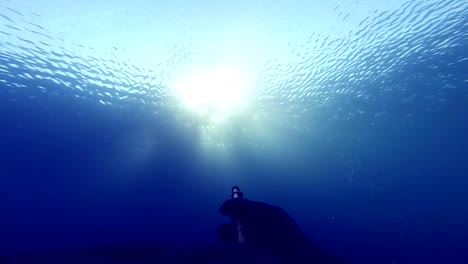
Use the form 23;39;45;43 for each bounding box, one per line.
1;1;467;263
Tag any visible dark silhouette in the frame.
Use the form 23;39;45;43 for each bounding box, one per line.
216;197;346;264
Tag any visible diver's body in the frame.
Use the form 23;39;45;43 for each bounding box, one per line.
212;197;346;264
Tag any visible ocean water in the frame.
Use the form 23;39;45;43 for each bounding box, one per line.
0;0;467;263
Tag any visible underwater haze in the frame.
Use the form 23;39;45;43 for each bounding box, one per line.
1;0;467;263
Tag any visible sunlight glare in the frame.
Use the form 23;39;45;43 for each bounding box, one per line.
170;64;254;123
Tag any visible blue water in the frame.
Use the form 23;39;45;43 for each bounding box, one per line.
1;0;467;263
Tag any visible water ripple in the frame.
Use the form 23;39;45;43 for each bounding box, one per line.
0;0;466;137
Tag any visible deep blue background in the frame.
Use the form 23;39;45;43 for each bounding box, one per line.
1;12;468;263
1;68;467;264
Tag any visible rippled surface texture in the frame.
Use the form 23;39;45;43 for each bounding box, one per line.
1;0;468;263
1;0;466;144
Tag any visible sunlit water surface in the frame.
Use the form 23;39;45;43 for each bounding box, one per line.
1;0;467;263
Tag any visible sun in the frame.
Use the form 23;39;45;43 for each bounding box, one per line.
169;64;254;123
